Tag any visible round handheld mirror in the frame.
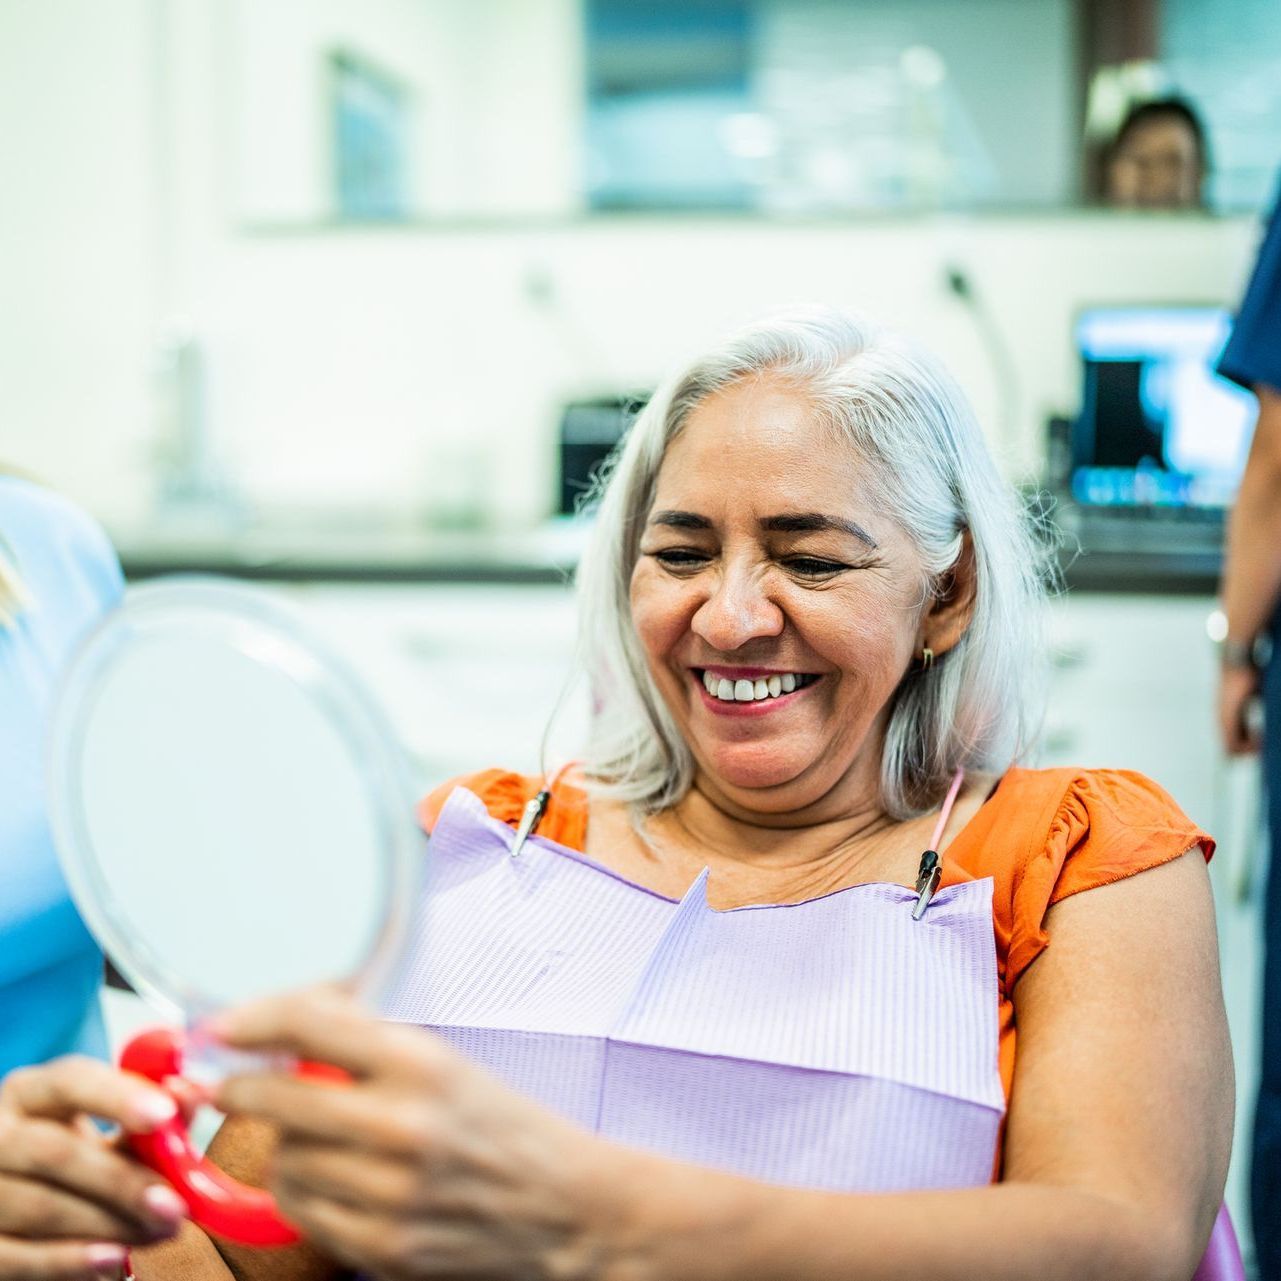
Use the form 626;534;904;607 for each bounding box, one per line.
48;577;424;1245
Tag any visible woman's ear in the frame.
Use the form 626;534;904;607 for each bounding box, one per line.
921;530;976;658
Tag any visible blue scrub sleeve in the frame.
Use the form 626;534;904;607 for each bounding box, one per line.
1219;177;1281;394
0;479;123;1074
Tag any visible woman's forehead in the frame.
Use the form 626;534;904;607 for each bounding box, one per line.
654;384;872;509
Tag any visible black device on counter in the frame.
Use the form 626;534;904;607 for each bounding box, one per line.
558;396;646;516
1065;306;1257;553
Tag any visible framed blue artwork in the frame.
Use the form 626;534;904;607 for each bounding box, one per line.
330;50;410;221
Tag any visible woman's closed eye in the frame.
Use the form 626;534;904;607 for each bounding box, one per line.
647;547;711;571
782;555;853;578
645;549;857;578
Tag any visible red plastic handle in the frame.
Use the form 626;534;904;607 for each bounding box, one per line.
120;1027;349;1246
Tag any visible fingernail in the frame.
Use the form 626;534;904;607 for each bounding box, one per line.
162;1074;212;1104
143;1183;188;1222
85;1243;126;1272
131;1091;178;1126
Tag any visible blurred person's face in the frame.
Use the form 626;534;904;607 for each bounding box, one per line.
1107;117;1203;210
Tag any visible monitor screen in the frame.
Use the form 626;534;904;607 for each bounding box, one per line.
1072;307;1257;508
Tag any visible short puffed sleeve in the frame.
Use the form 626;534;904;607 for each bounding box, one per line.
950;768;1213;993
417;768;589;851
1018;769;1210;989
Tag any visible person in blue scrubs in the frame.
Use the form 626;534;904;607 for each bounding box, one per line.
1217;180;1281;1281
0;474;123;1079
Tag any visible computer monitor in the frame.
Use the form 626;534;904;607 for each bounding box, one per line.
1072;306;1257;509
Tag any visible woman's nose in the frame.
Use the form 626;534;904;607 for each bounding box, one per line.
690;567;784;651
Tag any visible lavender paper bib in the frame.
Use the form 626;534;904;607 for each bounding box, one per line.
380;787;1005;1192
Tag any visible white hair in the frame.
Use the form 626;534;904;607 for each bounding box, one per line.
574;307;1053;819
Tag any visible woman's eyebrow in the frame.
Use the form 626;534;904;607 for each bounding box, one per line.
649;510;712;530
761;512;878;549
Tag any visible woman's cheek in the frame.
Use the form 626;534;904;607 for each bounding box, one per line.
629;567;693;660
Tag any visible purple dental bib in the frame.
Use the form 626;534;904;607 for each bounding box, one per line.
380;786;1005;1192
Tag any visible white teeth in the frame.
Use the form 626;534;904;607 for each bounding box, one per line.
702;671;809;702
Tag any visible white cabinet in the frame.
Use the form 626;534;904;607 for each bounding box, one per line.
1041;594;1222;818
1044;593;1265;1253
276;581;589;795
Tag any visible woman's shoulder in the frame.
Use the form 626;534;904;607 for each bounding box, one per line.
950;765;1212;989
984;765;1209;853
417;767;589;850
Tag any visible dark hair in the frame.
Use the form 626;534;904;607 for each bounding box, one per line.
1111;96;1209;173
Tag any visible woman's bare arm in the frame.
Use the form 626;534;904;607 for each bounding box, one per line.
132;1117;343;1281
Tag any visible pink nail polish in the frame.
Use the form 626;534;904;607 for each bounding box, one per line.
133;1092;178;1126
85;1243;126;1272
143;1183;188;1221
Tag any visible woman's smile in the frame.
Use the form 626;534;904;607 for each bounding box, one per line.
692;666;822;716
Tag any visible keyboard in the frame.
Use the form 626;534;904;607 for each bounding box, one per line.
1066;506;1226;555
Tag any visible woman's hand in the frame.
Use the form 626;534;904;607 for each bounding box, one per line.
212;988;622;1281
0;1056;190;1279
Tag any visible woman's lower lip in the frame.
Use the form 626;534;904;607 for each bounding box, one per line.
691;674;814;716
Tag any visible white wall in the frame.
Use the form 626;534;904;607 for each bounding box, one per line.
157;213;1261;530
0;0;159;519
0;0;1265;534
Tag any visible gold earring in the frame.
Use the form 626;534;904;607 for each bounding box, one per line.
921;646;934;671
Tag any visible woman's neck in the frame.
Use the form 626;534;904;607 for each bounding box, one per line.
586;770;993;907
658;776;898;873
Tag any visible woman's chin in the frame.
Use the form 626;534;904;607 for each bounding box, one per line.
700;743;816;798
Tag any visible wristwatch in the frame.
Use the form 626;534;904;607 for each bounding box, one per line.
1208;608;1272;670
1219;638;1261;671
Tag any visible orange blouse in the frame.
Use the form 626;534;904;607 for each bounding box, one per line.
418;766;1212;1111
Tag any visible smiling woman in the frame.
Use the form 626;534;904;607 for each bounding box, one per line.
2;310;1236;1281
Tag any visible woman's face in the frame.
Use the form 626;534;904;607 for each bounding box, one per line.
630;375;931;819
1107;117;1203;210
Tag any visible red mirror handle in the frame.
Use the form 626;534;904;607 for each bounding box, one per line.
120;1027;347;1247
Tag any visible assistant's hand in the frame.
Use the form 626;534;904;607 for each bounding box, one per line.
0;1056;190;1279
1218;665;1262;754
212;988;624;1281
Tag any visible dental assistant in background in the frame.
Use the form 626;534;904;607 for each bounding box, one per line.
1104;96;1208;211
0;473;123;1077
1217;175;1281;1281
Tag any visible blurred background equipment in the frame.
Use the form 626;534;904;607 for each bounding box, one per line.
557;396;645;516
1068;306;1256;515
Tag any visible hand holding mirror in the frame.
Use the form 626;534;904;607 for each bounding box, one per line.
47;578;422;1245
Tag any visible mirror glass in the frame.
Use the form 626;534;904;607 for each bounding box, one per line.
50;578;421;1021
221;0;1281;225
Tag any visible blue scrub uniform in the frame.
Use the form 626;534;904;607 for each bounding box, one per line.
0;478;123;1079
1219;180;1281;1281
